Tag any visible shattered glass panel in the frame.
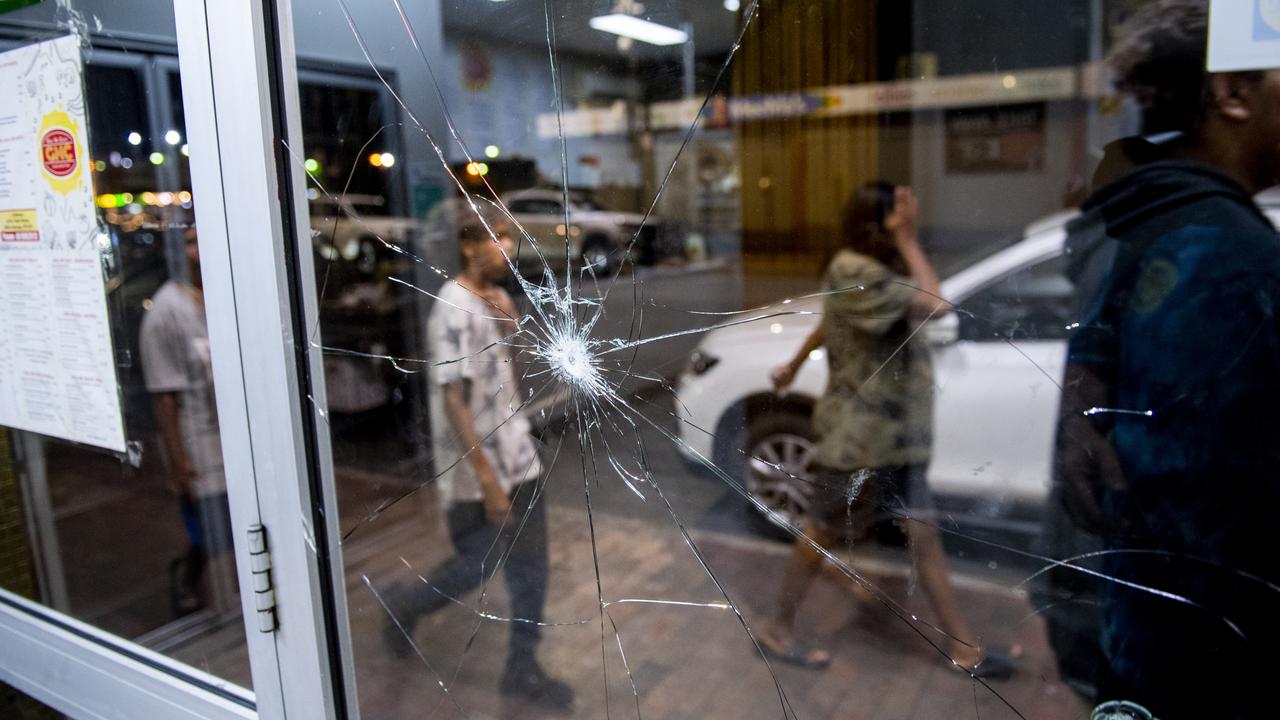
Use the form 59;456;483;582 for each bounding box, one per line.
291;1;1280;719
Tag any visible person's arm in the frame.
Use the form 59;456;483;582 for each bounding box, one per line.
770;324;825;391
886;187;947;318
151;392;195;500
441;380;511;523
488;288;519;335
1053;363;1127;535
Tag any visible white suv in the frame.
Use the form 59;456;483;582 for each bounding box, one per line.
502;189;680;273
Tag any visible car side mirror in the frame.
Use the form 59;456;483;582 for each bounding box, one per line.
926;313;959;346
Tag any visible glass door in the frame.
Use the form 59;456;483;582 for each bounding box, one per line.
1;1;349;717
0;0;256;703
8;2;1279;719
271;2;1280;720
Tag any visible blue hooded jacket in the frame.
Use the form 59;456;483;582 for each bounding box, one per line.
1061;158;1280;717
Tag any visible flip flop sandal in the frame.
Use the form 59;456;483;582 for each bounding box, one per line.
761;638;832;670
956;645;1016;680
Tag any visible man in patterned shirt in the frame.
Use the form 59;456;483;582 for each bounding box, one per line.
384;216;572;709
140;226;234;615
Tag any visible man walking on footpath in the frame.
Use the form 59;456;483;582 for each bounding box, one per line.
140;226;235;615
383;216;572;711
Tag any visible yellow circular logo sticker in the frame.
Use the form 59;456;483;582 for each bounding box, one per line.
39;108;85;196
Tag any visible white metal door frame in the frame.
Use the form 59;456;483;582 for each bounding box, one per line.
0;589;256;720
175;0;353;716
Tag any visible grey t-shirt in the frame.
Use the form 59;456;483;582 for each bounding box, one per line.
139;281;225;498
428;280;541;504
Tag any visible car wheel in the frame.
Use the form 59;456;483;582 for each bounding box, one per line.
744;412;816;536
580;236;617;275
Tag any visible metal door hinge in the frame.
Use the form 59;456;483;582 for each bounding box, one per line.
247;523;278;633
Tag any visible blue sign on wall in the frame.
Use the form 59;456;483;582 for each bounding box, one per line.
1255;0;1280;41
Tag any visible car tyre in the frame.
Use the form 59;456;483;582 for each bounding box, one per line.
580;235;618;276
743;411;816;540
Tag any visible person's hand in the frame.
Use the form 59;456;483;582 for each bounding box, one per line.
480;475;512;525
496;293;519;329
166;458;196;501
884;185;919;243
770;361;799;391
483;286;514;315
1055;416;1128;536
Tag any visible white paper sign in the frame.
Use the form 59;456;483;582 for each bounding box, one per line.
0;35;127;453
1209;1;1280;72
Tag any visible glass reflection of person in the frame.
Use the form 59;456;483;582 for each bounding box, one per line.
1051;2;1280;717
383;218;572;710
139;226;234;615
761;184;1013;678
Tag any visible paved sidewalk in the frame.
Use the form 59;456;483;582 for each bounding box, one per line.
341;494;1086;720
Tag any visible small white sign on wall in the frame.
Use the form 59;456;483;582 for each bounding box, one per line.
1209;1;1280;72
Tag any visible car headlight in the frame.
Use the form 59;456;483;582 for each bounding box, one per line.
686;349;720;376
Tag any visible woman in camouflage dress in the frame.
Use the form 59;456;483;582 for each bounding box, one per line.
760;183;1014;679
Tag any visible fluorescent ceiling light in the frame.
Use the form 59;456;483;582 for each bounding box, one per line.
589;14;688;46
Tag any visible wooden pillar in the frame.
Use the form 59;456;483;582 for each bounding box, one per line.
734;0;880;274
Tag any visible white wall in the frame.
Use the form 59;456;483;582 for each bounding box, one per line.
911;102;1082;258
432;36;642;189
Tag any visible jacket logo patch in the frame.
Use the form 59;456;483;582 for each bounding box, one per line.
1132;258;1179;315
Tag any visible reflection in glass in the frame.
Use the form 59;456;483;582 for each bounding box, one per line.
288;1;1277;718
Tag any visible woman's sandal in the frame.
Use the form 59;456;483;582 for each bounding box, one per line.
760;636;833;670
953;645;1016;680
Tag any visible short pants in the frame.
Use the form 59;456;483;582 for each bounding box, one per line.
805;463;936;534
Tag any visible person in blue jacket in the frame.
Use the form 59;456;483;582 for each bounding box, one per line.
1051;2;1280;717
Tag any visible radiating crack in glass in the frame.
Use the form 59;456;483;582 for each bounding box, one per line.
283;1;1280;718
363;574;466;714
310;0;994;716
426;394;569;717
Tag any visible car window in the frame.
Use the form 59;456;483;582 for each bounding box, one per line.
508;198;562;215
350;202;386;216
958;254;1074;342
308;199;387;218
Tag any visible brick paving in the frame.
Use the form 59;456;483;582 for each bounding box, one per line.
338;491;1087;720
48;437;1089;719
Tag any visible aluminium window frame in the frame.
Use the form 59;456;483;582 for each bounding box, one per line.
173;0;354;716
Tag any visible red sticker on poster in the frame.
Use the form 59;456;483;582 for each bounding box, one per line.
41;128;78;178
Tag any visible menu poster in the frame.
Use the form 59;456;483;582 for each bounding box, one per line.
0;35;127;453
